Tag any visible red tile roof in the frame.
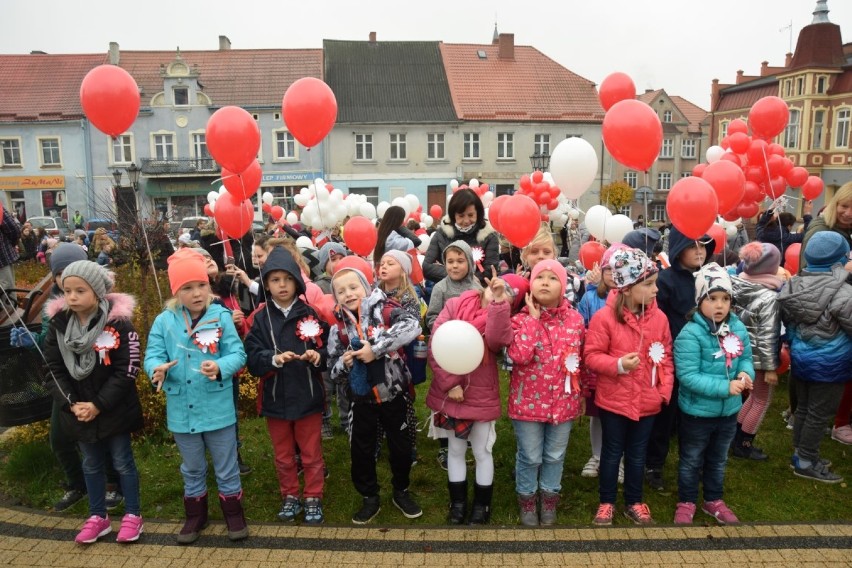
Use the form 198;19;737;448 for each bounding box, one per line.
637;90;661;105
670;96;709;134
439;43;603;122
716;82;778;113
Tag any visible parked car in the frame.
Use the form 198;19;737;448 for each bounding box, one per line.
26;216;72;240
175;216;209;240
85;218;119;242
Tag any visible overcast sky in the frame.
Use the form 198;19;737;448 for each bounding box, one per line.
3;0;849;110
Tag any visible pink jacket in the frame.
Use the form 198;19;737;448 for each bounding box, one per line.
426;292;512;422
584;293;674;421
507;299;585;424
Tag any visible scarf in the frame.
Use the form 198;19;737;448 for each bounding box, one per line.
56;298;110;381
739;272;783;291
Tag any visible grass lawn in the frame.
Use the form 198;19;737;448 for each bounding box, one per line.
1;368;849;527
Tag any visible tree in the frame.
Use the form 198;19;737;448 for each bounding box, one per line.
600;181;635;212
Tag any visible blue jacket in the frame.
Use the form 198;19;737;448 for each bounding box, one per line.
144;302;247;434
577;283;608;326
674;311;754;418
657;226;715;339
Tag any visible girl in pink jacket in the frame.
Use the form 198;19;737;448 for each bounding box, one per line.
508;259;585;527
585;248;674;527
426;268;526;525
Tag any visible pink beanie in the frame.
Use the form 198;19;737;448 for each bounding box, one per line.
530;259;567;297
167;248;209;295
501;273;530;313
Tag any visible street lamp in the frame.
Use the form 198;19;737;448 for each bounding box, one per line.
112;168;123;188
126;162;141;191
529;152;551;172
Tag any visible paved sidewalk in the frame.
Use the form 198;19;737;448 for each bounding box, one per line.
1;504;850;567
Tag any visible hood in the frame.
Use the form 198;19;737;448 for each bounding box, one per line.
46;292;136;320
777;265;846;325
261;247;306;296
442;239;478;287
667;225;715;271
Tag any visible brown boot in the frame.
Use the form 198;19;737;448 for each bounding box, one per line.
517;493;538;526
219;491;249;541
539;491;560;526
177;493;208;545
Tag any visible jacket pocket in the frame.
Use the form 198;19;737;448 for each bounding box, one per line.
163;384;182;396
205;380;229;394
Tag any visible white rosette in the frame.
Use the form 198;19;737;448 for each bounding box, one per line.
195;328;220;354
564;352;580;393
648;342;666;387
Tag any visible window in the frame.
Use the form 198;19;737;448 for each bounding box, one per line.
38;137;61;167
192;132;210;159
784;80;792;98
836;109;851;148
389;133;407;160
660;138;673;158
427;133;445;160
681;172;692;178
463;133;480;159
0;138;22;167
796;77;804;96
816;76;828;94
534;134;550;156
274;112;281;121
355;134;373;160
652;204;666;221
783;109;800;149
657;172;672;190
153;133;175;160
719;121;729;141
349;187;378;205
663;110;672;122
624;171;638;189
497;132;514;159
812;110;825;150
681;139;696;159
174;87;189;106
274;131;296;160
618;205;632;217
111;135;133;164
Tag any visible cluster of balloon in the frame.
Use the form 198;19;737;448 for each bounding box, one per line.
204;186;254;239
489;189;540;249
80;65;141;137
583;204;634;245
599;72;662;172
449;178;494;207
258;192;286;222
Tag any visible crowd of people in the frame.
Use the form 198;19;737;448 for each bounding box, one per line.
2;181;851;545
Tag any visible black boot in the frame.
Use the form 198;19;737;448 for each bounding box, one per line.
731;423;744;451
468;483;493;525
447;480;467;525
177;493;208;545
734;431;768;460
219;491;249;541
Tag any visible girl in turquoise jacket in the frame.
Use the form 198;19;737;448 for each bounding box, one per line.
673;263;754;527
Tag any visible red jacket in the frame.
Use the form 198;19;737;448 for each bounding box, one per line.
425;292;511;422
584;293;674;421
507;299;585;424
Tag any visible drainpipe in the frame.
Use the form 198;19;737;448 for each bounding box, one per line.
81;118;95;218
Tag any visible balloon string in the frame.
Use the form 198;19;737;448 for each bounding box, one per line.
307;149;325;235
138;216;164;306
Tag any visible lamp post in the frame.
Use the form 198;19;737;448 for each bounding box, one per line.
126;162;141;191
529;152;551;172
112;164;141;233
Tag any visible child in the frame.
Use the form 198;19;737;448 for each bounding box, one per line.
96;242;114;267
244;248;328;523
508;259;585;526
730;242;784;460
426;268;524;525
326;266;423;524
673;263;753;525
43;260;144;544
585;248;674;526
778;232;852;483
144;248;248;543
315;242;347;294
520;224;583;306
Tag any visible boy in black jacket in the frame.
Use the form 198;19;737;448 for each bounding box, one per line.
244;247;328;524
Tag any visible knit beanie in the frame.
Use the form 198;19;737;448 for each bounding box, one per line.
694;262;733;303
381;250;412;276
804;231;850;273
49;243;88;276
530;259;567;297
330;267;373;299
501;273;530;313
318;242;347;272
167;248;209;294
609;247;658;289
738;242;781;276
601;243;628;271
622;228;661;256
61;260;114;299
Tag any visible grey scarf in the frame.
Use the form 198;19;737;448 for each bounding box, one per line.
56;298;110;381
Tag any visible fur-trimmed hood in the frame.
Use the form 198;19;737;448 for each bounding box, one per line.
437;216;495;242
46;292;136;320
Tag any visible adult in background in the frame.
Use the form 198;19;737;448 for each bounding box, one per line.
0;207;22;310
756;200;813;267
17;222;38;261
71;210;84;230
374;205;420;266
423;188;499;286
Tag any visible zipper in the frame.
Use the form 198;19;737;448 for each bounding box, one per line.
515;381;524;404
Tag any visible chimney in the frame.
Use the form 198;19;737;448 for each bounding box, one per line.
108;42;120;65
219;35;231;50
711;78;721;112
736;70;744;84
369;31;377;44
785;52;793;67
498;33;514;60
645;88;653;94
760;61;769;76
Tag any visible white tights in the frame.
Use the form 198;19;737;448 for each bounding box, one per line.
447;421;494;485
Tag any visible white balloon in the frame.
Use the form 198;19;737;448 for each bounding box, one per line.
314;177;325;189
604;214;634;244
585;205;613;241
359;202;377;220
725;224;738;237
293;194;308;207
706;145;725;163
286;212;299;225
315;185;330;201
431;320;485;375
377;202;390;218
422;214;433;228
262;192;274;205
392;197;411;215
417;234;431;253
218;186;228;195
330;188;344;202
299;186;311;196
549;137;599;199
207;191;219;205
405;194;420;212
450;179;459;190
481;191;494;207
469;178;479;189
295;236;314;250
208;201;215;213
569;208;580;220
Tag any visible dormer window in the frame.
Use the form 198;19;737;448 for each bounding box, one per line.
174;87;189;106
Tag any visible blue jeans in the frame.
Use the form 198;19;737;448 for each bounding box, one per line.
78;433;140;517
173;424;241;498
512;419;573;495
677;412;737;504
599;409;655;505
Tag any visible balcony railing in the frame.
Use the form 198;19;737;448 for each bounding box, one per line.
140;158;219;176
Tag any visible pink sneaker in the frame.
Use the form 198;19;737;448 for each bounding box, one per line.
116;513;144;543
673;502;696;524
702;500;739;525
75;515;111;544
831;425;852;445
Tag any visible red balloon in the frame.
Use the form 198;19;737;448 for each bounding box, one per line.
747;139;769;165
779;157;794;175
720;153;741;167
722;208;741;222
707;223;727;254
737;201;760;218
262;203;272;213
767;143;786;157
206;106;261;174
429;204;443;219
666;177;718;239
603;99;663;171
743;180;762;202
728;132;750;154
270;205;285;221
728;118;748;135
692;163;707;177
343;216;377;257
802;176;824;200
748;96;790;140
745;165;767;184
598;72;636;112
766;176;788;199
500;194;541;248
785;166;809;188
519;174;533;193
579;241;607;270
80;65;141;137
785;243;801;275
488;194;510;232
702;160;745;215
203;204;214;217
766;154;786;177
333;255;374;285
776;344;791;375
282;77;338;148
222;160;262;200
531;171;544;184
214;192;254;238
720;136;731;150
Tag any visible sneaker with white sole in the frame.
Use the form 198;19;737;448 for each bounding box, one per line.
54;488;86;512
581;455;599;478
392;489;423;519
105;490;124;511
831;425;852;445
793;460;844;484
116;514;143;543
702;499;739;525
75;515;111;544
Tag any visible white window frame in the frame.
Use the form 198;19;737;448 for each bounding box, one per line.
657;172;672;191
784;80;792;98
534;133;550;156
427;133;445;160
273;129;298;161
663;110;672;123
659;138;674;159
681;139;696;159
190;131;210;159
719;121;729;141
835;108;851;149
624;171;638;189
173;86;190;106
618;205;632;217
816;75;828;95
497;132;514;160
812;109;825;150
355;133;373;161
463;132;480;160
651;204;666;221
349;187;378;205
681;172;692;178
110;134;134;166
783;109;800;149
796;77;804;96
389;133;407;161
151;131;176;161
0;137;23;167
37;137;62;167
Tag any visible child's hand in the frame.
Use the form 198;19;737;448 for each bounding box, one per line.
736;372;753;390
200;360;220;380
226;264;253;287
620;352;640;371
447;385;464;402
151;360;178;391
729;380;746;396
485;266;507;304
585;263;601;285
764;370;778;386
342;350;355;368
525;293;540;319
72;402;100;422
354;342;376;363
301;350;321;366
275;351;298;366
232;309;245;328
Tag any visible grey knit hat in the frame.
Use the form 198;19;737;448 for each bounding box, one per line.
61;260;114;299
49;243;88;276
318;242;347;271
381;249;412;276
